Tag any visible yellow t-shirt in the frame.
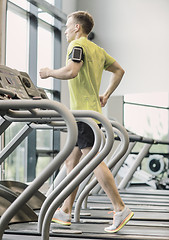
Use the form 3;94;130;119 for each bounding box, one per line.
67;37;115;114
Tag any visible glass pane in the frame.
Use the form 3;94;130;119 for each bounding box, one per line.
4;123;27;182
124;92;169;108
38;10;54;25
36;129;54;182
124;104;168;141
6;7;28;71
37;22;53;89
46;0;55;4
36;156;52;178
121;93;169;187
37;0;55;25
5;6;28;181
36;129;52;149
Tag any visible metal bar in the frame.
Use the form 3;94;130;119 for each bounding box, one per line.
0;0;7;65
27;0;67;23
41;111;114;240
27;8;38;181
0;117;11;136
46;125;106;197
38;118;101;233
0;99;78;239
118;143;152;190
124;100;169;110
52;19;61;157
0;0;8;182
91;128;123;195
3;107;166;148
97;141;136;195
73;120;129;223
0;124;33;164
112;141;136;177
0;0;11;180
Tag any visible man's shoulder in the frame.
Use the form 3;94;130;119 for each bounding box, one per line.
68;37;106;57
70;37;87;47
68;39;82;53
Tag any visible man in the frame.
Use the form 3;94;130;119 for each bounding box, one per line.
39;11;133;233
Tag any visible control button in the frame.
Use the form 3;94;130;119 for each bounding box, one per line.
23;78;31;88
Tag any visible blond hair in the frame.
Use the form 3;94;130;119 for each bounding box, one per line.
68;11;94;35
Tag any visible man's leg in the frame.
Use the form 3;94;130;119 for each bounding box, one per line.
81;147;125;212
94;161;124;212
93;160;134;233
62;148;123;213
82;147;133;232
80;147;125;211
61;146;82;214
52;146;82;225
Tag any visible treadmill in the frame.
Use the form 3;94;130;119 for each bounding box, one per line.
1;65;169;240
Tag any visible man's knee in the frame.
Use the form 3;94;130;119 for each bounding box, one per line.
81;147;92;156
65;158;76;170
65;147;82;170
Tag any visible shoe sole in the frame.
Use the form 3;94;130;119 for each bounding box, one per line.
104;211;134;233
52;218;71;226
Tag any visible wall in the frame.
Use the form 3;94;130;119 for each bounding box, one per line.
61;0;169;127
76;0;169;96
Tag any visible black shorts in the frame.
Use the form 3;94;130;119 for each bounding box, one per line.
75;121;102;149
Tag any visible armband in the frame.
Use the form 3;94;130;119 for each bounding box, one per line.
69;47;84;62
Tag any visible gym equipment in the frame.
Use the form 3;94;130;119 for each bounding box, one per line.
147;154;166;176
0;65;78;238
0;65;115;239
1;65;169;240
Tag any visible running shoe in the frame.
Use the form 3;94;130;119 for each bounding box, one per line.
52;208;71;226
104;206;134;233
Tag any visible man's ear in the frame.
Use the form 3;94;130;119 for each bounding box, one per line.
74;24;80;32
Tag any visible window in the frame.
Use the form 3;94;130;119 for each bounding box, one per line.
37;22;53;89
4;3;29;181
123;92;169;186
124;92;169;143
4;123;26;181
6;4;28;71
3;0;62;182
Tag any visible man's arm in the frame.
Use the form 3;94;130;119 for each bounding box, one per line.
39;60;83;80
100;61;125;107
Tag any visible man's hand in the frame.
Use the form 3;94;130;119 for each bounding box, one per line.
39;67;51;79
99;95;108;107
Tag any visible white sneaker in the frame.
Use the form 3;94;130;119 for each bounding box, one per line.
52;208;71;226
104;206;134;233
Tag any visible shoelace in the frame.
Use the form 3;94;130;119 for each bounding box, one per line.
107;211;116;225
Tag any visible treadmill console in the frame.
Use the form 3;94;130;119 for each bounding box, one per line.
19;71;41;99
0;65;41;99
37;87;49;99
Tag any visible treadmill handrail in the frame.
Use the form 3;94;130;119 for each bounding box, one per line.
41;111;114;240
0;87;16;98
0;99;78;239
0;124;33;164
37;118;102;233
118;143;152;190
73;120;129;222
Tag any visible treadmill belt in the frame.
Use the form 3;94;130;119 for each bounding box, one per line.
80;209;169;221
4;221;169;240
